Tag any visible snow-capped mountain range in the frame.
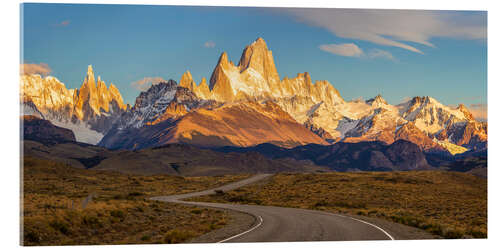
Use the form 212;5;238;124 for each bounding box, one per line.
21;65;128;144
20;38;487;155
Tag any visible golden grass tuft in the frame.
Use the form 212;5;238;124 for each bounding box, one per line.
22;157;248;245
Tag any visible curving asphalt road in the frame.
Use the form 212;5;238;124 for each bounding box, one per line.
151;174;396;243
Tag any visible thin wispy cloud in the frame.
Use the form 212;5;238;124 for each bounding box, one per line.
204;41;216;48
400;97;412;103
20;63;52;75
54;20;70;27
319;43;363;57
287;9;486;54
367;49;397;62
320;43;396;61
131;77;166;91
468;103;487;122
351;97;365;102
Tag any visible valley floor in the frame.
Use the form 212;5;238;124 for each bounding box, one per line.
189;171;487;239
21;156;487;245
22;157;249;245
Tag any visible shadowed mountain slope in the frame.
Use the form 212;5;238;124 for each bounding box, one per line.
216;140;432;172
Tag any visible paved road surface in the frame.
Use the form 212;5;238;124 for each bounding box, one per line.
151;174;395;242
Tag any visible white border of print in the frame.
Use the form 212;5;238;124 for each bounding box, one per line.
1;1;496;250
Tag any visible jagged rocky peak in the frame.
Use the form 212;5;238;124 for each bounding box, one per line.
179;70;195;90
108;83;126;108
116;79;179;129
239;38;269;68
458;103;474;120
74;65;127;119
20;64;129;144
396;95;477;138
20;74;76;114
178;71;213;100
134;80;177;108
409;96;438;106
209;52;231;89
198;77;210;91
298;72;313;85
238;37;280;84
197;78;212;100
107;78;212;132
402;96;470;120
217;52;231;68
367;94;388;106
84;65;96;86
139;80;195;112
193;37;345;107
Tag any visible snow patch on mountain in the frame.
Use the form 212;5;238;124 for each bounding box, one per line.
21;66;128;144
51;120;104;145
336;118;360;138
398;96;469;135
433;138;469;155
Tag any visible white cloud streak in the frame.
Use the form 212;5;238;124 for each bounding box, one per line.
52;20;70;27
367;48;397;62
131;77;166;91
287;9;486;54
468;103;487;122
58;20;70;27
400;96;412;103
204;41;216;48
320;43;396;61
20;63;52;75
319;43;363;57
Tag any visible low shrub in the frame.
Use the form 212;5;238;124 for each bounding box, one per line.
190;209;202;214
163;229;195;244
49;220;70;235
443;228;464;239
24;230;40;244
227;194;262;205
468;229;487;238
128;192;144;197
110;210;125;221
332;201;367;209
82;215;101;228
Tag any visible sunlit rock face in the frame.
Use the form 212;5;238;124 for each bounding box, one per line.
21;74;76;122
180;38;345;141
203;38;344;106
172;38;487;154
99;75;327;150
21;38;487;153
20;65;128;144
73;65;127;120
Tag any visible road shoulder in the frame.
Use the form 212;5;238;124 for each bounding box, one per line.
190;209;257;243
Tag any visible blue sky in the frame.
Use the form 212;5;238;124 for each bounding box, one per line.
21;4;487;116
